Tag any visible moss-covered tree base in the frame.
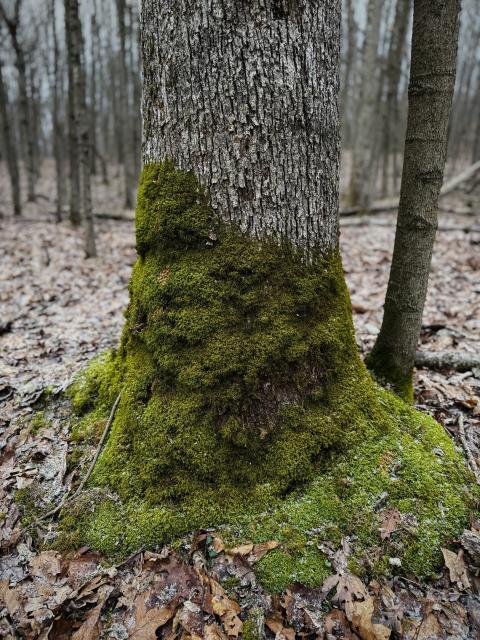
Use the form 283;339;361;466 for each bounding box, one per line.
59;162;477;592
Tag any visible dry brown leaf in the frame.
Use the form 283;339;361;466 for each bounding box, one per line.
209;578;242;638
204;623;228;640
442;548;471;590
30;551;62;581
130;590;177;640
379;507;401;541
412;612;442;640
324;608;360;639
226;540;279;563
265;614;296;640
347;597;391;640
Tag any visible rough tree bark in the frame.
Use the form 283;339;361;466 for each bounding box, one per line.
367;0;461;400
64;0;97;257
0;0;36;202
115;0;135;208
50;0;65;221
142;0;340;251
348;0;383;210
381;0;412;196
62;0;475;586
0;57;21;216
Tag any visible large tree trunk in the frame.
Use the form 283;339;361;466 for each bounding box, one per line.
0;59;21;216
142;0;340;253
367;0;461;400
64;0;474;587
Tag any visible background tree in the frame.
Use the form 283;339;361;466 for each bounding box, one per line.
0;56;21;216
367;0;461;400
64;0;96;256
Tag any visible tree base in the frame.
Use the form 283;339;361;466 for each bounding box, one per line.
55;163;476;591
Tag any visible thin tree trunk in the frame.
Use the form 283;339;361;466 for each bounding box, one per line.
65;0;81;226
64;0;97;257
367;0;461;400
89;13;98;176
142;0;340;251
115;0;135;208
51;0;65;221
0;59;21;216
0;0;36;202
340;0;357;147
348;0;383;210
381;0;412;196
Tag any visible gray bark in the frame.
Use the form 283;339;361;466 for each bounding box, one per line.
50;0;65;221
340;0;357;147
115;0;135;208
0;0;36;202
65;0;81;226
348;0;383;210
65;0;97;257
369;0;461;394
141;0;341;254
381;0;412;196
0;58;21;216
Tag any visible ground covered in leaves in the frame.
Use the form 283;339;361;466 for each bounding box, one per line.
1;162;480;639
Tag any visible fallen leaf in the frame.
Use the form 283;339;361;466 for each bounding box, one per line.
379;507;401;541
442;548;471;590
347;597;391;640
265;614;296;640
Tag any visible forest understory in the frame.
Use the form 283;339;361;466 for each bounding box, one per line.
1;162;480;639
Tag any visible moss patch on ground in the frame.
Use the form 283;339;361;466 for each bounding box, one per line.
59;161;477;592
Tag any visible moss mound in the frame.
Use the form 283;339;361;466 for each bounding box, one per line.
62;162;477;591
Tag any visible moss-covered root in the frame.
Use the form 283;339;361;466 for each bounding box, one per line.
365;346;414;403
60;161;477;593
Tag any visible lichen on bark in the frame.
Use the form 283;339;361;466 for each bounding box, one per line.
59;162;477;591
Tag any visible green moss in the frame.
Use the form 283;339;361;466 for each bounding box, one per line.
243;608;264;640
365;347;414;403
30;411;49;435
61;162;477;592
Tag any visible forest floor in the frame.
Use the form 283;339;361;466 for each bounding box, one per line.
0;162;480;639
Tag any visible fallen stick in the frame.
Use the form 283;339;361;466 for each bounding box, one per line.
28;393;121;527
457;414;480;484
342;218;480;232
340;160;480;216
415;351;480;372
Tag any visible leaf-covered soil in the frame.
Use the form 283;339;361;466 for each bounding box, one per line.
1;161;480;638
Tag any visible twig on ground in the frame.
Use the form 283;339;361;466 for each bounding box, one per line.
27;393;121;528
457;413;480;484
415;350;480;372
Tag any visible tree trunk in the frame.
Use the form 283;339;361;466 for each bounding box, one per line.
0;0;36;202
367;0;461;400
115;0;135;208
0;59;21;216
340;0;357;147
142;0;340;252
64;0;97;257
50;0;65;222
381;0;412;196
64;0;475;587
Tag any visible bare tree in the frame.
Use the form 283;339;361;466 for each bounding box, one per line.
50;0;65;221
0;0;36;202
348;0;383;210
368;0;461;400
0;56;21;216
64;0;96;257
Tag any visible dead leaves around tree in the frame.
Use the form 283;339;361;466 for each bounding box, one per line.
2;526;480;639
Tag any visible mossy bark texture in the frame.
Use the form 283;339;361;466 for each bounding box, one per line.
61;0;476;591
368;0;461;400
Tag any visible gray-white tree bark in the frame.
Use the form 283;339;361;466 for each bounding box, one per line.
0;57;21;216
0;0;36;202
50;0;65;221
141;0;341;254
368;0;461;399
65;0;97;257
348;0;383;211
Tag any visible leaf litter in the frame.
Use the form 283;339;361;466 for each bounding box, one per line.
0;165;480;637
